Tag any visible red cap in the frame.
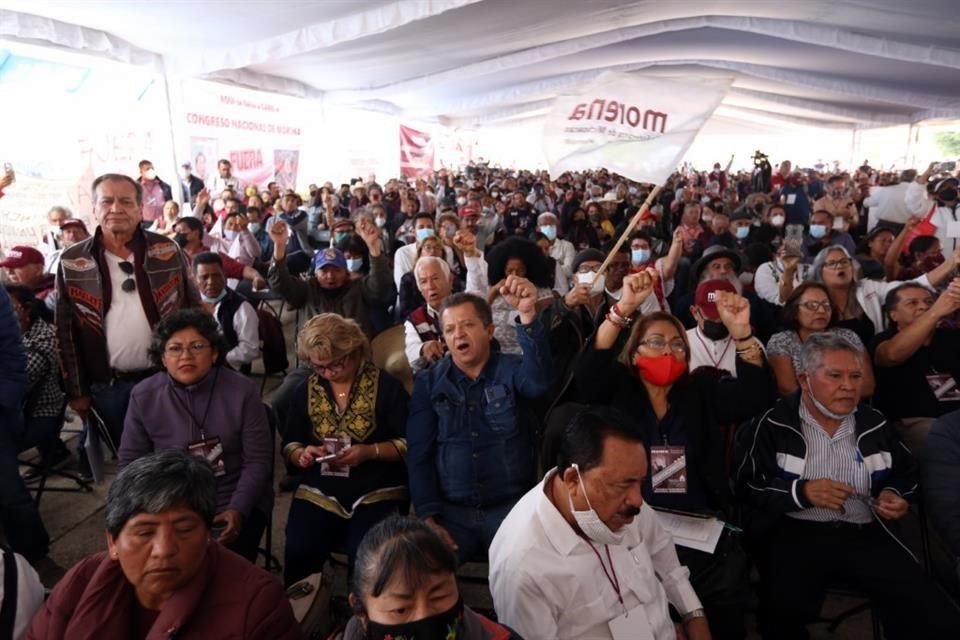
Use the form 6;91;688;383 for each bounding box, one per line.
694;279;737;320
60;219;88;232
458;204;480;218
0;246;44;269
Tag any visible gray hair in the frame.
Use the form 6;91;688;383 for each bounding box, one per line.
47;206;73;220
797;331;864;375
809;244;861;285
414;255;451;283
537;212;558;225
105;449;216;537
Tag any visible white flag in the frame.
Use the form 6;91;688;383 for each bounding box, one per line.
542;72;731;185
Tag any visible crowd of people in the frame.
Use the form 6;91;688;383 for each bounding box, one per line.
0;153;959;639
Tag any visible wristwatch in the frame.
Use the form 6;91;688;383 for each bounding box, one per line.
682;608;706;623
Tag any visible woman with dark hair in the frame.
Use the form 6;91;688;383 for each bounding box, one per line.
119;308;273;563
282;313;409;587
571;271;774;639
856;226;895;280
531;230;569;294
465;237;554;354
564;207;600;251
334;515;519;640
766;282;874;396
26;450;299;639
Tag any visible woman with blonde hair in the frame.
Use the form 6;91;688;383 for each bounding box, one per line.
281;313;409;587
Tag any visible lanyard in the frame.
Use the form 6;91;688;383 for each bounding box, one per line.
169;367;219;442
585;541;625;613
694;327;732;369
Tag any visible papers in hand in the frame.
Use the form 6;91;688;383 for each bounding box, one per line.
654;510;724;554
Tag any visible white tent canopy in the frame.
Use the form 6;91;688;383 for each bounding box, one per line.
2;0;959;132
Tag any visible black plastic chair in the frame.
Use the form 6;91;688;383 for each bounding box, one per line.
19;404;93;504
259;404;283;574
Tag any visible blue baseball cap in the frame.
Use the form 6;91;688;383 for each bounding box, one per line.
313;247;347;270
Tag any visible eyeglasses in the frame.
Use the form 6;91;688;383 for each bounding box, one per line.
164;341;211;358
638;337;687;354
799;300;832;312
310;354;349;376
824;258;851;270
118;261;136;293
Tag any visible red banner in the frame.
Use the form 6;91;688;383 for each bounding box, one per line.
399;125;434;178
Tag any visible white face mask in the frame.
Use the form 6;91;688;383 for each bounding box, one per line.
567;464;626;545
803;379;853;420
223;229;239;241
144;169;157;181
770;214;785;227
576;271;605;295
375;217;386;228
456;196;467;206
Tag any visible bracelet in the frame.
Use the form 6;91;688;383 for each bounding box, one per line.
605;312;631;329
374;443;381;459
611;303;630;320
733;333;753;342
682;608;706;623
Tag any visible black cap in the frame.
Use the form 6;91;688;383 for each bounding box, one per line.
572;248;605;273
692;245;742;282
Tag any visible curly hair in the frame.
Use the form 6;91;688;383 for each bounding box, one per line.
485;236;552;288
147;308;229;368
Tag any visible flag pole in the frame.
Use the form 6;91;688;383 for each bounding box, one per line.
591;184;663;285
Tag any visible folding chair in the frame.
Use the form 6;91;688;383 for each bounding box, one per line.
19;404;92;505
259;403;283;574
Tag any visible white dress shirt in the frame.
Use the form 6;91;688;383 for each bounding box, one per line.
686;326;738;377
103;252;153;371
753;260;810;306
489;469;701;640
549;238;577;273
863;182;912;229
214;297;260;369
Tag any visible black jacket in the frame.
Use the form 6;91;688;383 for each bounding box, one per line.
181;174;205;205
921;409;960;558
736;392;918;517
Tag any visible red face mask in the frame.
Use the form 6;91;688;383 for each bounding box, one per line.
634;354;687;386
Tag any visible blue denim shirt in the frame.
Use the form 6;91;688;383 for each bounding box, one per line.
407;319;552;517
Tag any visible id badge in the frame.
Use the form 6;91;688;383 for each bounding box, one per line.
786;193;797;205
187;436;226;478
650;446;687;494
320;437;352;478
926;373;960;402
609;605;654;640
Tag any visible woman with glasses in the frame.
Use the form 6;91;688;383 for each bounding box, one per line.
281;313;409;587
809;244;959;346
570;269;774;640
767;282;875;396
118;308;273;563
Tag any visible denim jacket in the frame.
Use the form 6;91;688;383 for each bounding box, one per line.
407;319;552;517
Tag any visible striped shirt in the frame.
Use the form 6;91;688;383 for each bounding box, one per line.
788;400;873;524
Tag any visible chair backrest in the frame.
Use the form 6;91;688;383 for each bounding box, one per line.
371;324;413;394
257;308;289;375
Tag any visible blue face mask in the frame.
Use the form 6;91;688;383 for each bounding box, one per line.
346;257;363;272
735;226;750;240
247;222;262;234
416;228;435;243
199;289;228;304
631;248;651;264
540;225;557;241
809;224;827;239
334;231;349;244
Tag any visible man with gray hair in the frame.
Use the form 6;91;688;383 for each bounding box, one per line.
738;331;959;638
404;256;453;372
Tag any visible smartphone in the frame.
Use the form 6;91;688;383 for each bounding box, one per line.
941;161;957;172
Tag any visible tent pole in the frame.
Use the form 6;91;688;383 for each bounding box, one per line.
591;185;663;285
159;58;182;206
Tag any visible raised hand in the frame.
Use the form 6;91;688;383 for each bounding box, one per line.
356;217;382;256
617;268;657;316
500;275;538;323
715;290;751;338
268;219;289;261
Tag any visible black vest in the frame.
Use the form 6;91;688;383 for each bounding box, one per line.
215;289;246;352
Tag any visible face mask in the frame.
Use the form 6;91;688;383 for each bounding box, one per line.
247;222;262;234
576;271;605;295
567;464;626;545
540;225;557;241
144;169;157;181
223;229;239;242
334;231;349;245
938;187;958;202
770;214;785;227
456;196;467;206
365;599;464;640
374;217;386;228
631;248;650;264
174;232;188;248
634;353;687;387
443;223;458;237
491;191;499;198
199;289;227;304
701;318;729;341
809;224;827;239
735;226;750;240
703;213;714;223
346;257;363;272
482;206;494;216
416;228;435;243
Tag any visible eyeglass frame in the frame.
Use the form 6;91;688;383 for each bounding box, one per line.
823;258;852;270
309;353;350;376
797;300;833;312
163;341;213;358
637;337;688;354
